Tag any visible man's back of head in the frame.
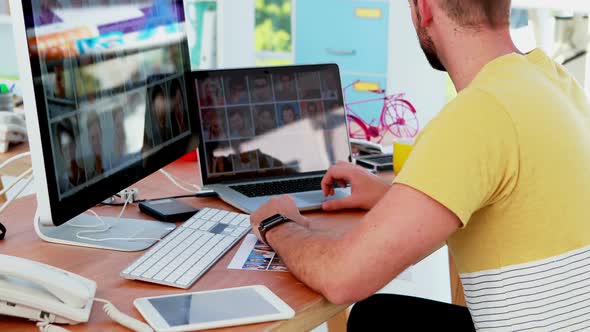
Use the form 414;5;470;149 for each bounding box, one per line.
438;0;511;29
410;0;519;90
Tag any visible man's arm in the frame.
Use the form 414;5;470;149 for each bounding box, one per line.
259;184;462;305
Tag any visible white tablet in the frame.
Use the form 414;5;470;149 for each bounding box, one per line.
134;285;295;332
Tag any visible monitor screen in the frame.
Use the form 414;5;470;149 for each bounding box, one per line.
21;0;197;226
193;65;350;185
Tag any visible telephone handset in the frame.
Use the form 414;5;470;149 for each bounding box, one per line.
0;254;95;325
0;254;153;332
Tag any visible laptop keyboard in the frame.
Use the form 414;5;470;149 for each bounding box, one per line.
366;155;393;164
230;177;324;198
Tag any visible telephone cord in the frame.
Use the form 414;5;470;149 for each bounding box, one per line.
36;298;153;332
94;298;153;332
37;322;70;332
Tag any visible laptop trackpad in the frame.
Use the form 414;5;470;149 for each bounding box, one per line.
292;188;350;204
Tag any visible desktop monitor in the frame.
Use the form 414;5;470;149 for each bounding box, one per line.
10;0;198;250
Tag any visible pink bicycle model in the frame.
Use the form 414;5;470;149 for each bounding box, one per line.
344;80;419;143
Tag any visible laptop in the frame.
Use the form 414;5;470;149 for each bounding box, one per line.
193;64;352;213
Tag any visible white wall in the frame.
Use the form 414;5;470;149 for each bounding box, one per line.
387;1;447;133
0;19;18;78
217;0;256;68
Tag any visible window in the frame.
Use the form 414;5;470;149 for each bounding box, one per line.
255;0;292;66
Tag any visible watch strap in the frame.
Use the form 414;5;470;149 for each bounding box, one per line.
258;214;290;245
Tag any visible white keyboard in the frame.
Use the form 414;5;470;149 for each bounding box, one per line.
121;208;250;288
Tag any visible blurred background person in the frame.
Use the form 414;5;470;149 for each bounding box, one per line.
228;108;254;138
226;77;250;104
297;72;321;99
301;101;323;119
254;106;277;135
274;73;297;101
321;70;340;99
55;118;86;193
85;111;108;178
233;150;259;172
151;84;172;143
200;77;225;107
203;109;228;140
170;79;189;136
278;103;300;126
250;75;274;102
111;106;128;167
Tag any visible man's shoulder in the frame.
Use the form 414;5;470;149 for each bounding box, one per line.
432;88;511;132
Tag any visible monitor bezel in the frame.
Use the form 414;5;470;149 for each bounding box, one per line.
192;64;351;186
11;0;199;227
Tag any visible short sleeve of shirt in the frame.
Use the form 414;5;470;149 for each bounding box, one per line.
393;88;519;226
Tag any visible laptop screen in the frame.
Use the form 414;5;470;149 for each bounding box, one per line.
193;64;350;185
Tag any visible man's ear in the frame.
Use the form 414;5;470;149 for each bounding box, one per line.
416;0;434;27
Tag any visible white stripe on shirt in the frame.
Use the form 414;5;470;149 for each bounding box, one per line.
460;244;590;331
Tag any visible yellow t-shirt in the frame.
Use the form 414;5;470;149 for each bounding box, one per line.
394;49;590;330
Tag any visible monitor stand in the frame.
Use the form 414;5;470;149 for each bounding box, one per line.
34;211;176;252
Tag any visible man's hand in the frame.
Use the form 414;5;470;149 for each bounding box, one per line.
321;162;390;211
250;195;310;244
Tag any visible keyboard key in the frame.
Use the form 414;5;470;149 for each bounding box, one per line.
224;212;240;224
121;208;250;288
211;210;228;222
199;221;216;231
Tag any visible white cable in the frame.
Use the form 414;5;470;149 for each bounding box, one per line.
35;299;154;332
0;167;32;196
37;321;71;332
94;298;154;332
0;175;33;214
166;171;202;191
160;169;200;193
0;151;31;170
67;209;106;229
74;209;161;243
117;194;132;219
159;169;201;193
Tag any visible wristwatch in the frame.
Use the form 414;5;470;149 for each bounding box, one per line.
258;214;291;245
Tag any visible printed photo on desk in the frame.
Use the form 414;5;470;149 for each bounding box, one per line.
228;234;288;272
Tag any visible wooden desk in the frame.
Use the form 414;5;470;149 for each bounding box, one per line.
0;158;358;331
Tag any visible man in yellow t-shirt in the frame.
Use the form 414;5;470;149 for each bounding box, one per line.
249;0;590;330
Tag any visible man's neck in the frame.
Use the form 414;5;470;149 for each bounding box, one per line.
441;27;521;92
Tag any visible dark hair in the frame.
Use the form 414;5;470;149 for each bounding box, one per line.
229;77;245;90
170;79;183;96
417;0;511;28
151;84;165;102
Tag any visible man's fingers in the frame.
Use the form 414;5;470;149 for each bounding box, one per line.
322;195;357;211
322;164;354;195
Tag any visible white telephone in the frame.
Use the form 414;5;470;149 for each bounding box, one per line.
0;254;153;332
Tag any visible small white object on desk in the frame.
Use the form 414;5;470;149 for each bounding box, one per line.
0;109;27;153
